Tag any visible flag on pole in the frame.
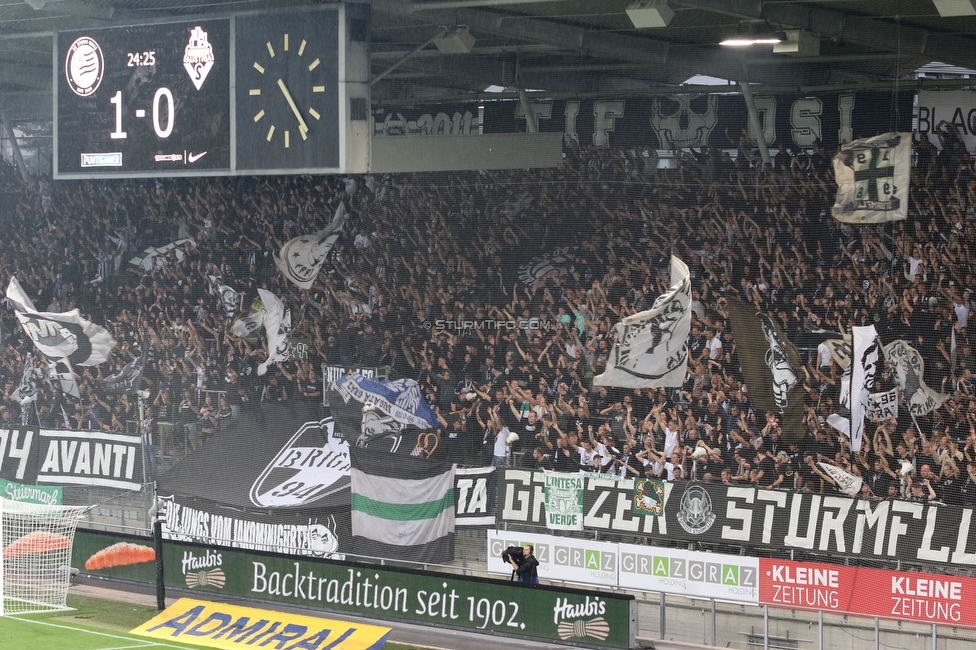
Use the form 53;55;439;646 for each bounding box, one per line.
256;289;290;376
46;359;80;399
97;348;148;396
6;276;115;366
817;462;863;497
832;132;911;223
850;325;880;452
594;255;691;388
230;296;265;339
725;297;805;443
275;202;348;290
217;283;240;318
334;374;439;430
10;353;37;403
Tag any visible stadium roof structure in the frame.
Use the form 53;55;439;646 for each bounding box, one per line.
1;0;975;130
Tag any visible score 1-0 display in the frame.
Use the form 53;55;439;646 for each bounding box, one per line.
56;20;230;175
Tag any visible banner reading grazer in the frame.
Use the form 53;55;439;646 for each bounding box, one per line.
497;470;976;569
74;529;637;649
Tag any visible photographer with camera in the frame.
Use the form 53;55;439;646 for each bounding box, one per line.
512;544;539;585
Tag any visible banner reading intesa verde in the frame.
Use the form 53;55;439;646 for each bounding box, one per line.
487;530;759;604
73;530;636;649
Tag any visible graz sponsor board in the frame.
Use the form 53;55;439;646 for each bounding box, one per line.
758;558;976;627
73;529;637;648
0;426;143;490
487;530;618;588
618;543;758;603
497;470;976;569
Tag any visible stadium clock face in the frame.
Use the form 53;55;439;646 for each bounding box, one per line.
56;20;231;176
235;12;340;172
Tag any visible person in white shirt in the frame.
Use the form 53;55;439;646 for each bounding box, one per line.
701;330;723;362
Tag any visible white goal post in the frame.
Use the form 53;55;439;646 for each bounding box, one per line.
0;497;92;616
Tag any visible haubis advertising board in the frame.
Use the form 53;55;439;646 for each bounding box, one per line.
487;530;619;588
618;543;759;604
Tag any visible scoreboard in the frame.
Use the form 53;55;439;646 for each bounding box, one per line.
54;6;368;178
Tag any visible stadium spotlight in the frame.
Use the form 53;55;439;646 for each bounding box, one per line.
433;26;475;54
627;0;674;28
932;0;976;17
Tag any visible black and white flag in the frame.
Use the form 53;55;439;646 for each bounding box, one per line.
832;132;910;223
725;297;806;443
217;283;240;318
868;388;898;421
594;255;691;388
46;359;80;399
275;202;348;290
10;353;37;403
256;289;289;376
97;349;147;396
850;325;880;452
883;339;947;416
6;276;115;366
230;296;265;339
817;462;863;498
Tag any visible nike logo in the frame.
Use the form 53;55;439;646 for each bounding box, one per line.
187;151;207;163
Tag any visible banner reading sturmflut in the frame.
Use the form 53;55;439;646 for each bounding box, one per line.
594;255;691;388
832;132;910;223
544;473;583;531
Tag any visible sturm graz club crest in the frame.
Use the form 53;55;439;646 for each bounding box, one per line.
676;485;716;535
250;416;350;508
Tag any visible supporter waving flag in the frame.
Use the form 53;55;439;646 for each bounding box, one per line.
832;132;910;223
256;289;290;376
6;276;115;366
594;255;691;388
334;374;439;430
275;201;348;290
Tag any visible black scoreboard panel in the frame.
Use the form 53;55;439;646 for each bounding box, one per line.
53;6;358;178
56;20;231;175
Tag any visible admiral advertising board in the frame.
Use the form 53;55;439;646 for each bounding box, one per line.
497;470;976;570
74;529;637;649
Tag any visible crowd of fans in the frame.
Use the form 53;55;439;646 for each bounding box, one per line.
1;125;975;503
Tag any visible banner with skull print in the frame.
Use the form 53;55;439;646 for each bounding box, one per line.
594;255;691;389
832;132;911;224
725;297;805;444
850;325;880;452
275;201;347;290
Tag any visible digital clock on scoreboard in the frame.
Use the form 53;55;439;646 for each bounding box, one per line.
56;19;231;176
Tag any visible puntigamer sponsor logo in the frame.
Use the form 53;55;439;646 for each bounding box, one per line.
620;552;756;595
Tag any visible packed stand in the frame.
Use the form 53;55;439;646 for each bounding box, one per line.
0;128;973;503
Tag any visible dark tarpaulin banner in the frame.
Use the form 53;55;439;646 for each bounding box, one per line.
481;90;914;152
496;470;976;569
157;493;350;557
157;402;349;510
371;105;480;138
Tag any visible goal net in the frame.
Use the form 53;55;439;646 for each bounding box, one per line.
0;497;92;616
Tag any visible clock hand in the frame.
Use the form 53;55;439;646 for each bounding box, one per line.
277;78;309;139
